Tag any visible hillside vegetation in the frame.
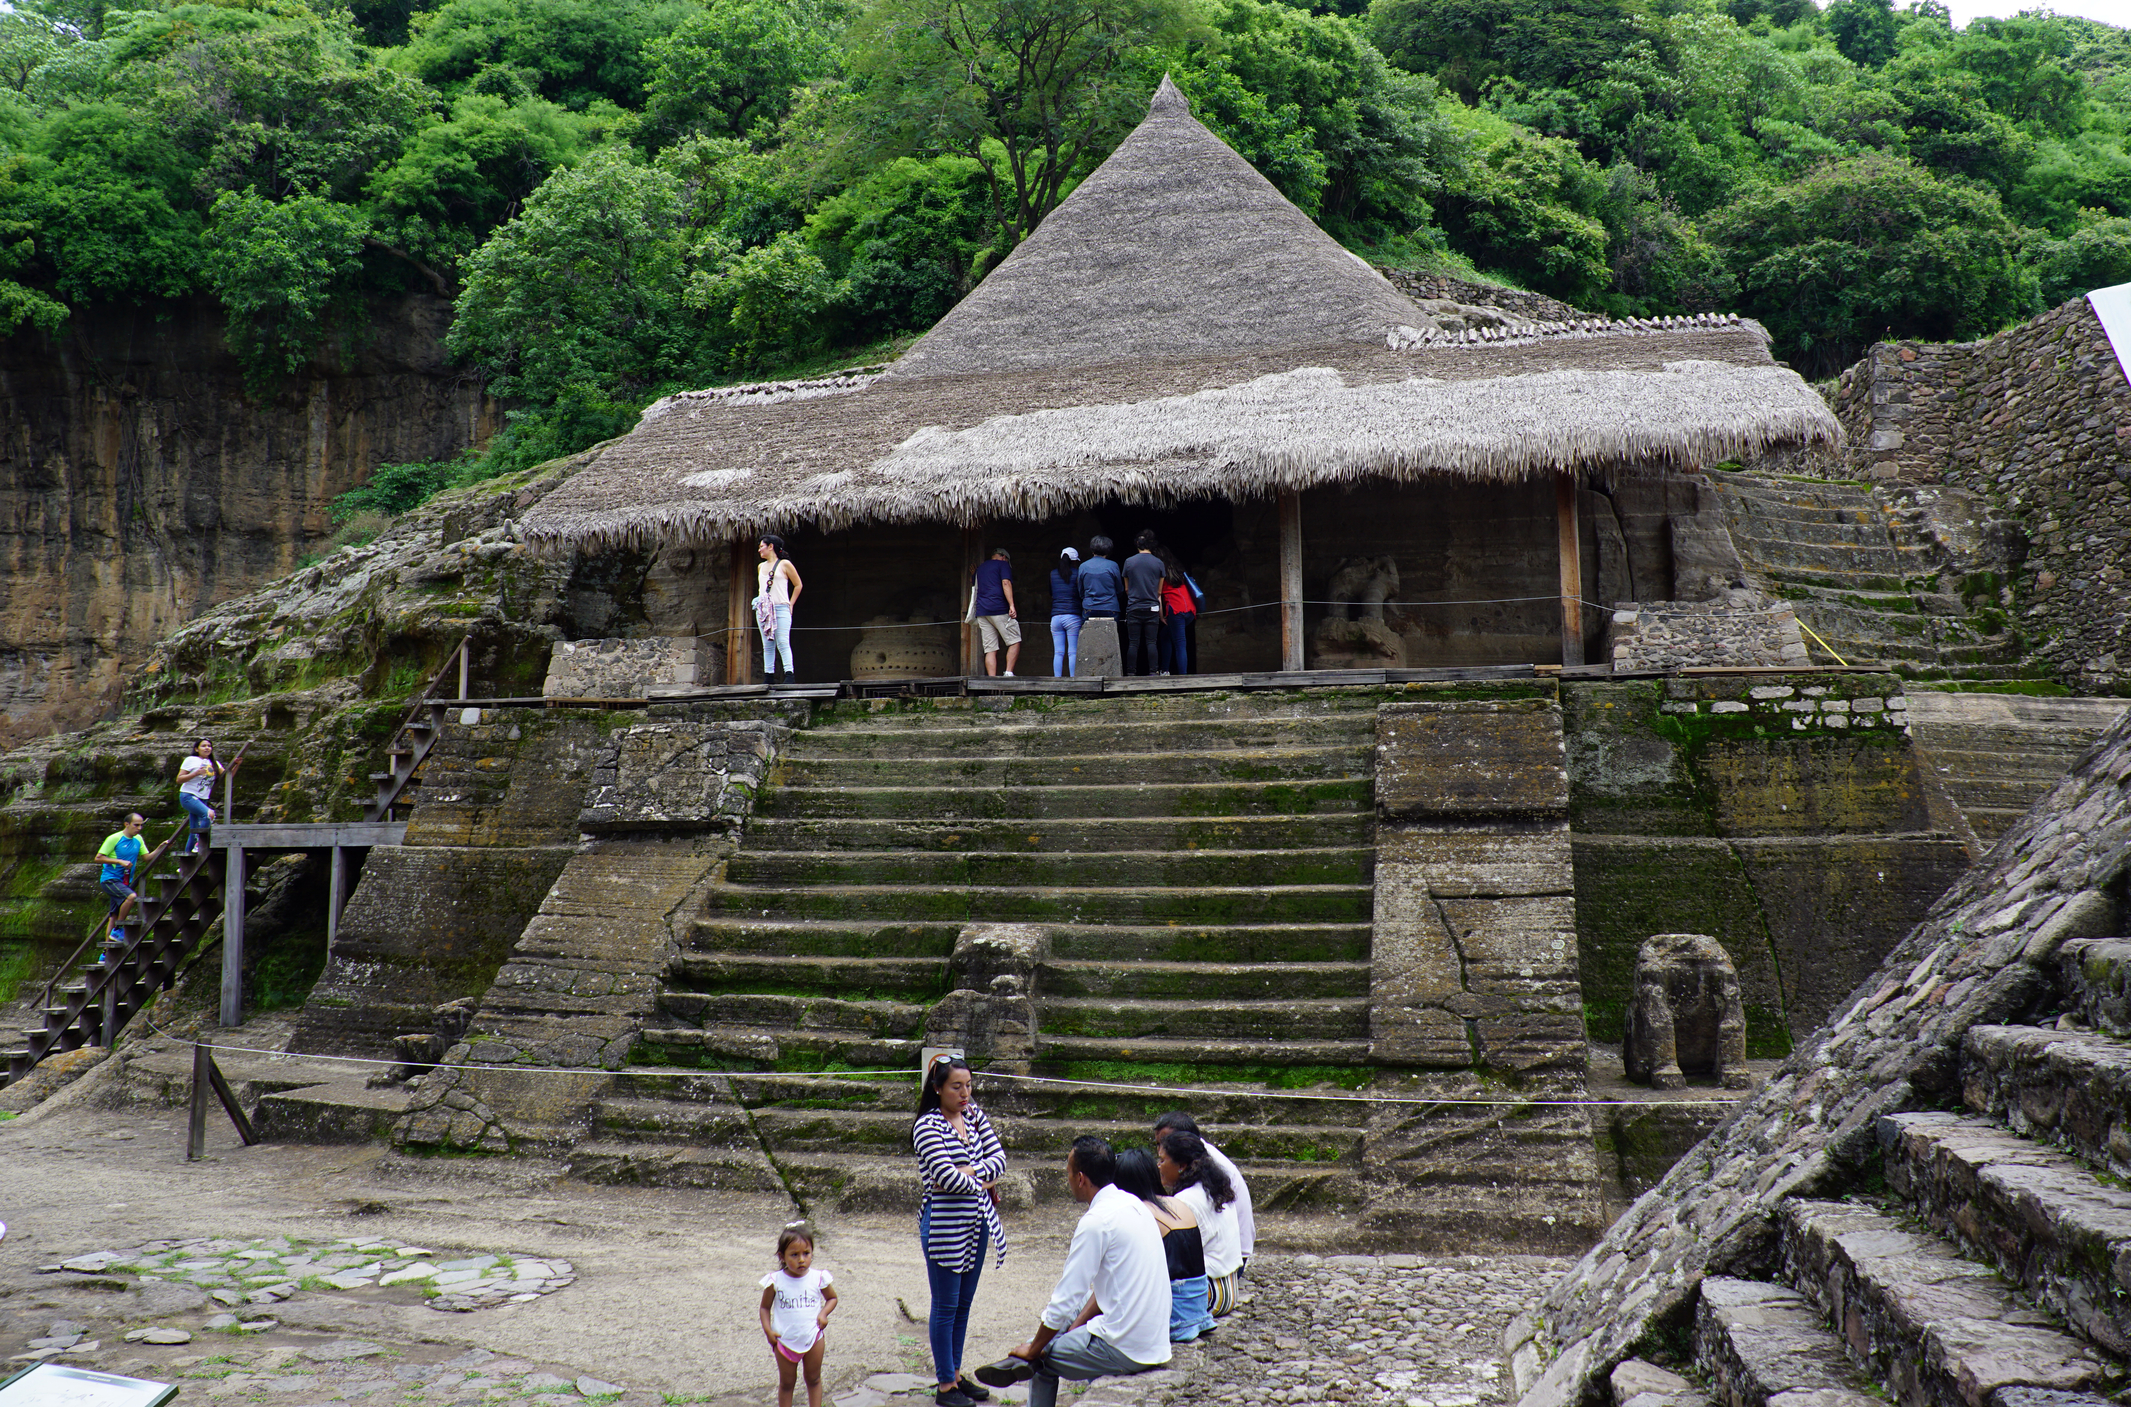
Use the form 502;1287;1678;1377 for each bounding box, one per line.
4;0;2130;494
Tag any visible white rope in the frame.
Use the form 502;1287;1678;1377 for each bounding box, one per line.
179;1039;1745;1108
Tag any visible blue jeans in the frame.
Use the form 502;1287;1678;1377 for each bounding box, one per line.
760;603;793;674
180;791;214;840
1051;615;1082;676
920;1209;986;1386
1163;612;1195;675
1170;1275;1214;1341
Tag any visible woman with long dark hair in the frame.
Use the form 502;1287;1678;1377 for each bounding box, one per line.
1114;1148;1216;1342
912;1055;1007;1407
756;534;804;687
1157;550;1197;677
1158;1129;1241;1316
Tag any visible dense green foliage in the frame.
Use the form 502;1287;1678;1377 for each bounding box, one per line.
3;0;2130;495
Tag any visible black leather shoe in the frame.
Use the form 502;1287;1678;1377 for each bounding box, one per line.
934;1391;976;1407
973;1358;1034;1389
957;1378;991;1402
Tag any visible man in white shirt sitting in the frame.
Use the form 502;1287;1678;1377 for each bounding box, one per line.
976;1136;1171;1407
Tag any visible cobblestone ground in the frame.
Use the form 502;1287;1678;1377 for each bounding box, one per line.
1149;1254;1574;1407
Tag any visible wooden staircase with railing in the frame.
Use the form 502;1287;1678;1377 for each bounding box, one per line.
2;637;470;1085
5;833;227;1083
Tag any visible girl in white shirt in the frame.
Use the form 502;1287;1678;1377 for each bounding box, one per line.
759;1222;837;1407
175;739;238;857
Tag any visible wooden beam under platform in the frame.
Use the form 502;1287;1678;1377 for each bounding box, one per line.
1556;473;1585;668
1278;490;1304;672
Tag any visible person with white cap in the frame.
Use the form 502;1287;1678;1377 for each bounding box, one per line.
1050;548;1084;678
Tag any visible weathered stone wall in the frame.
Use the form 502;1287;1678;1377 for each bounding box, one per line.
1507;705;2131;1407
1379;268;1584;322
0;296;497;746
1363;697;1606;1251
1827;297;2131;691
1603;597;1809;672
396;701;801;1152
1565;674;1969;1053
542;637;727;700
288;709;612;1054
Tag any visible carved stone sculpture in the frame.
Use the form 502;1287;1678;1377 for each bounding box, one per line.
1325;555;1400;621
1624;933;1751;1090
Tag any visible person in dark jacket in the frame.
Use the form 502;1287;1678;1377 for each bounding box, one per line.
1122;530;1165;675
1076;537;1125;619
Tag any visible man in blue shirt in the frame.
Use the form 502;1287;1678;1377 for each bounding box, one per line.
1075;537;1125;619
972;547;1021;676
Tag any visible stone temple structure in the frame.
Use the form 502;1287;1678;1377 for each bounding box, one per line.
518;76;1839;680
11;79;2131;1352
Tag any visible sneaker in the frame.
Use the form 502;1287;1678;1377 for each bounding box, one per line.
957;1379;991;1403
1002;671;1014;677
934;1391;976;1407
973;1358;1035;1389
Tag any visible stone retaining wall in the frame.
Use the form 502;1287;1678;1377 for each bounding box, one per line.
1827;296;2131;692
1507;705;2131;1407
1378;268;1584;322
1603;597;1809;672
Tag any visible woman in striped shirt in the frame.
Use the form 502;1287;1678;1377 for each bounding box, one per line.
914;1055;1008;1407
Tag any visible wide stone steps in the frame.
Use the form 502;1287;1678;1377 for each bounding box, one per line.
1037;959;1371;1000
626;689;1379;1203
607;1069;1375;1128
698;881;1373;925
1779;1198;2116;1407
1696;1277;1882;1407
787;716;1378;758
813;692;1391;729
723;845;1374;889
1881;1108;2131;1357
770;745;1372;789
761;778;1373;820
743;814;1374;853
682;918;1373;963
1038;995;1369;1040
1960;1024;2131;1176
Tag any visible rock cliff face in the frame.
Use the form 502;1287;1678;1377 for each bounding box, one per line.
0;295;495;747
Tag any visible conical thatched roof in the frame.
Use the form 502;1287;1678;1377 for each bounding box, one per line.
518;81;1842;552
887;77;1428;380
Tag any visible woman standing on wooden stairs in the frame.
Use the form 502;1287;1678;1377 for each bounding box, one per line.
176;738;238;857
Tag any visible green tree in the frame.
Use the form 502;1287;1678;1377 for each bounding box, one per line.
841;0;1197;246
392;0;705;113
1365;0;1645;103
2032;216;2131;306
640;0;839;147
2;104;203;304
1702;153;2035;375
805;153;999;335
1824;0;1900;69
104;5;430;204
201;188;369;386
1431;100;1609;298
365;93;592;277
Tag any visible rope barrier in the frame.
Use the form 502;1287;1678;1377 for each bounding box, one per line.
167;1037;1746;1108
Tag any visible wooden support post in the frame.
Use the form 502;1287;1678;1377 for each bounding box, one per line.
326;844;346;950
457;641;469;700
221;843;244;1028
186;1042;256;1159
188;1043;211;1160
101;965;117;1049
1556;473;1585;668
1278;491;1304;673
960;525;984;677
727;538;752;685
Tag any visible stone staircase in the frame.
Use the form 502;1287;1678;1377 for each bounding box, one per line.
1710;473;2017;672
1902;690;2131;849
570;690;1383;1219
1659;935;2131;1407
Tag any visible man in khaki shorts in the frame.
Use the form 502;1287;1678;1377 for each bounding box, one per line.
972;547;1021;676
